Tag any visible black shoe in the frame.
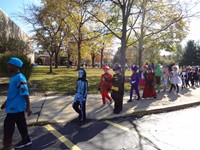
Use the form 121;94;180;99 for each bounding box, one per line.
15;138;32;149
154;97;157;98
127;99;133;102
114;111;120;114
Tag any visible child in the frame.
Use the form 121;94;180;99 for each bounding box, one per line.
155;64;163;93
99;65;113;107
186;67;191;87
1;57;32;149
142;67;157;99
72;69;88;124
138;65;147;89
111;64;124;114
128;65;140;102
180;66;188;89
169;65;182;93
162;67;169;92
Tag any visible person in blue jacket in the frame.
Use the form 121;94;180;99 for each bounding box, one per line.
128;65;140;102
1;57;32;149
72;68;88;124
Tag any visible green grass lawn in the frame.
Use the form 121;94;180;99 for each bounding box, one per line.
29;66;132;95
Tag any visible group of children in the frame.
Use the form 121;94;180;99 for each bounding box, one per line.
128;63;200;102
73;63;124;127
2;57;200;149
73;63;200;125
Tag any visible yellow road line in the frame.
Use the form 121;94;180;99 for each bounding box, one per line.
104;120;132;132
44;124;81;150
105;120;147;136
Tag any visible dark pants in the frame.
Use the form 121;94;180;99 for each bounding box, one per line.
111;92;123;114
130;85;140;100
191;79;194;86
169;84;179;93
3;112;30;146
185;79;190;87
73;101;86;121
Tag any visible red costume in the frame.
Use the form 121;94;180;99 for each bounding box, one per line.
99;66;112;105
142;70;157;98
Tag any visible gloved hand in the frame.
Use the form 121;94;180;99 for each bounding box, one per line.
131;81;136;85
98;87;101;91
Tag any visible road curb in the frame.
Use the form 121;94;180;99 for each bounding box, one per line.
28;100;200;126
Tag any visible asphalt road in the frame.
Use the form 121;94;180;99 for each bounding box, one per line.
1;106;200;150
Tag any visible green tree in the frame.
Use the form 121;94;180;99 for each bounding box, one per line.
91;0;190;74
180;40;198;66
20;2;70;73
0;54;32;80
57;0;97;69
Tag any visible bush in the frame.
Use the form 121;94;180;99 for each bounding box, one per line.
0;54;33;80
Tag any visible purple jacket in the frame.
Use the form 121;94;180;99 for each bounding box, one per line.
130;73;140;86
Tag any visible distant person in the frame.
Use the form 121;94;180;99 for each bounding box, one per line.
162;67;169;92
169;65;182;93
72;69;88;124
1;57;32;149
98;65;113;107
180;66;189;89
111;64;124;114
142;67;157;99
138;64;147;89
155;64;162;93
151;63;155;70
128;65;140;102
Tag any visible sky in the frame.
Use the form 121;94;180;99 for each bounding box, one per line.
0;0;200;47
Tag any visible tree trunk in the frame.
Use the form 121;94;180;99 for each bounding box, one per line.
138;39;144;67
77;41;81;70
138;1;146;67
91;52;95;68
100;48;104;68
49;56;53;73
67;49;71;67
54;52;59;68
121;5;128;77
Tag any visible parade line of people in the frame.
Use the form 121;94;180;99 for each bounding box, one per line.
72;62;200;124
1;57;199;149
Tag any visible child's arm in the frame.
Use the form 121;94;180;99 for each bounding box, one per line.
25;95;32;116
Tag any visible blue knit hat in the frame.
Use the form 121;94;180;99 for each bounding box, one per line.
8;57;23;68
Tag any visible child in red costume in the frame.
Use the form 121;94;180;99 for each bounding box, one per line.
142;67;157;99
99;65;113;107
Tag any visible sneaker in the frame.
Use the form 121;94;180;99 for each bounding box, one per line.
127;99;133;102
109;100;112;105
15;138;32;149
101;104;106;107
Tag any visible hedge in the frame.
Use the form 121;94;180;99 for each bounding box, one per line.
0;53;33;80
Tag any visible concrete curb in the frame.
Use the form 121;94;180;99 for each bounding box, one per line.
28;100;200;126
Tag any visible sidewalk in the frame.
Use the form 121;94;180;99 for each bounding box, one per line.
0;87;200;126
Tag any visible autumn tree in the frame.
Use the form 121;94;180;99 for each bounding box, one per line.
57;0;99;69
91;0;200;74
19;1;70;73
